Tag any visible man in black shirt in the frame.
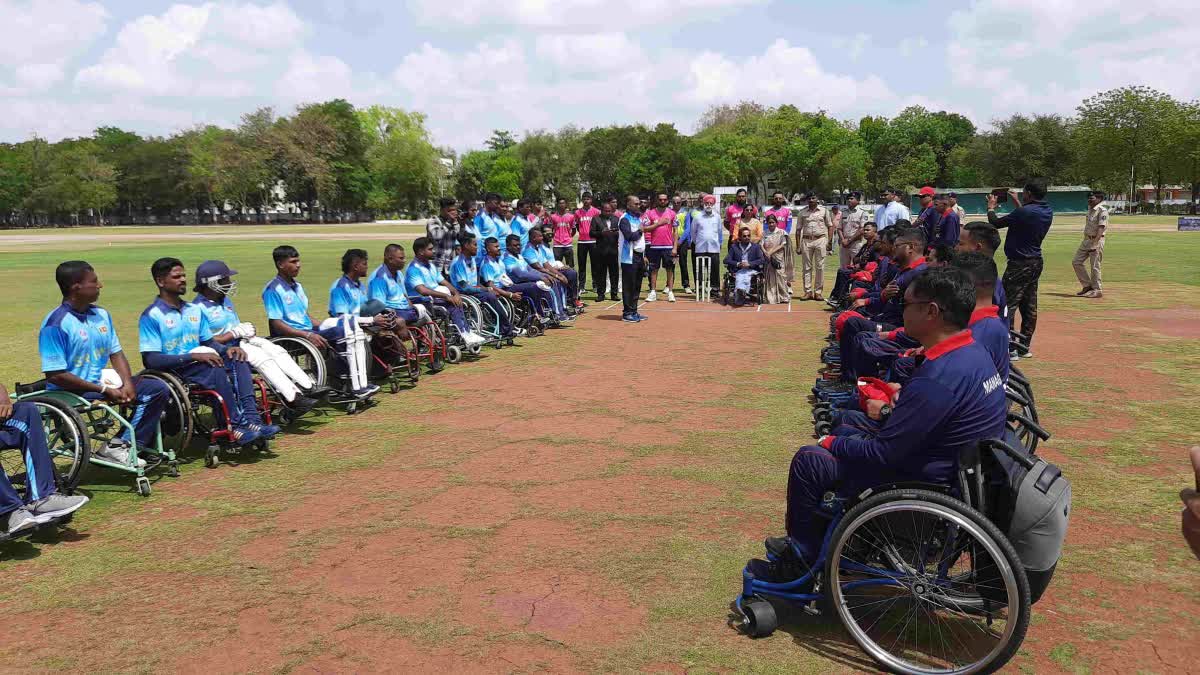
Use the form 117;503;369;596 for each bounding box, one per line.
591;198;622;302
987;178;1053;358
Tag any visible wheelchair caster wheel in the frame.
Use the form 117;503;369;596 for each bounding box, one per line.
430;355;445;373
468;343;482;356
167;460;180;478
390;380;400;394
446;345;462;364
814;421;832;436
254;439;269;453
506;337;515;346
136;476;152;497
346;401;358;415
741;598;778;638
204;446;219;468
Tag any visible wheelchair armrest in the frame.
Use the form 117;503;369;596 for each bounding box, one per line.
1006;412;1051;442
981;437;1039;470
14;379;47;395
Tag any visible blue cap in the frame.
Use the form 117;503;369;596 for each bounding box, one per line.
195;260;237;283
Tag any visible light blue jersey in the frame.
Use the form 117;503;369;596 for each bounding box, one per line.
262;275;313;331
328;275;367;317
138;297;213;356
403;259;444;298
448;254;481;293
481;255;509;286
367;264;411;311
38;303;123;387
192;294;240;335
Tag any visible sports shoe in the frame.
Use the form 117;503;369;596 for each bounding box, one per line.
597;292;606;302
1009;350;1021;362
622;314;639;323
27;493;89;524
4;508;38;536
290;395;319;414
746;557;807;585
813;293;824;301
1021;351;1034;359
247;422;281;438
97;439;147;468
683;286;694;295
1085;289;1103;299
230;426;263;447
645;290;657;302
610;294;619;302
1075;287;1092;296
633;313;649;322
666;289;676;303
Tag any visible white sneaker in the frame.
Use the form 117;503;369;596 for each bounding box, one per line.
646;290;657;302
683;287;694;295
97;441;147;468
465;332;485;346
666;289;676;303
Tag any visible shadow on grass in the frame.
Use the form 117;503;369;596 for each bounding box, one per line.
725;597;878;671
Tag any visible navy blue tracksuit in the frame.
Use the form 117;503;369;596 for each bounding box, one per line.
839;259;927;381
786;331;1007;561
0;403;56;514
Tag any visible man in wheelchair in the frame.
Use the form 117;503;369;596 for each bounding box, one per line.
523;227;580;313
368;243;422;328
450;234;519;339
404;237;487;348
191;260;320;415
328;248;396;392
39;261;170;467
723;226;764;307
503;234;572;324
1;383;90;535
263;245;379;399
139;258;280;446
483;237;553;323
761;267;1007;580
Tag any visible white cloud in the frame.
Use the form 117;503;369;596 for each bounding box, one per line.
0;97;205;141
0;0;109;93
75;1;310;97
406;0;764;28
276;51;356;103
832;32;869;63
946;0;1200;119
535;33;645;74
680;39;891;116
898;36;928;57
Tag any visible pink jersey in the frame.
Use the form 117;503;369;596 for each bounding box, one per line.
550;212;576;246
643;208;677;247
725;203;745;237
575;206;600;242
763;206;792;232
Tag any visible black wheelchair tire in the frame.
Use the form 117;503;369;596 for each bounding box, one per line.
18;395;91;494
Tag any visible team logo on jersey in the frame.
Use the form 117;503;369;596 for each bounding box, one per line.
77;328;90;341
284;295;294;305
97;324;108;334
188;314;200;323
165;317;177;328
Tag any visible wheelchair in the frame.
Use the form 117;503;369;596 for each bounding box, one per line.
722;267;764;307
12;380;176;497
362;309;437;392
138;368;273;469
267;331;379;415
461;294;516;351
735;437;1051;674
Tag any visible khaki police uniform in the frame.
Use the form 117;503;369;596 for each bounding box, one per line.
1072;202;1108;292
839;205;870;268
796;205;833;298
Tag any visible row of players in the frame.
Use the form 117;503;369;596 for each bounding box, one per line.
1;231;584;535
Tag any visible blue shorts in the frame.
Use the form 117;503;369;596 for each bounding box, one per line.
647;247;675;270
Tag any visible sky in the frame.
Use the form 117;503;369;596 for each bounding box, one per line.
2;0;1198;150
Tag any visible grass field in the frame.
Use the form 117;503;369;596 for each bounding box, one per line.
0;218;1197;673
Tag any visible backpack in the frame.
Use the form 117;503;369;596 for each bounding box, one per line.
984;435;1072;604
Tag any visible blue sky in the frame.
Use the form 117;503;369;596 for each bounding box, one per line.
2;0;1197;150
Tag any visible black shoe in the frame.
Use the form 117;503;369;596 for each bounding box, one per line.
1075;287;1092;296
765;536;792;559
610;295;619;302
290;395;319;413
746;557;807;584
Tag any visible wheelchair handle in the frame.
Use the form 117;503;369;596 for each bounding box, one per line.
981;437;1039;470
1005;388;1031;407
1007;370;1030;387
1006;412;1051;442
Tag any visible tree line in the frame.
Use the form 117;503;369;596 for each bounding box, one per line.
1;85;1197;227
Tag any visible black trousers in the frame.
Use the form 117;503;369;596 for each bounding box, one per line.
576;242;594;292
1003;257;1043;345
553;246;575;269
621;254;645;316
677;243;692;288
595;250;619;298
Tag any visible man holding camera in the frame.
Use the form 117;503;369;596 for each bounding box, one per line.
987;179;1053;359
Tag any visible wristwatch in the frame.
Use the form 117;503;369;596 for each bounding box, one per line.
878;404;893;419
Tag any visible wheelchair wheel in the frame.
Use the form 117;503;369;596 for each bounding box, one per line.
270;336;327;388
740;596;778;638
826;488;1029;675
462;296;484;334
24;395;91;493
447;345;462;364
137;370;195;453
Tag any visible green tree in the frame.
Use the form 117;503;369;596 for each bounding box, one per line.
1075;85;1178;212
357;105;442;216
295;99;371;216
486;130;517;152
0;143;32;224
454;150;497;202
179;125;228;223
518;126;582;201
272;111;341;222
483;151;522;200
